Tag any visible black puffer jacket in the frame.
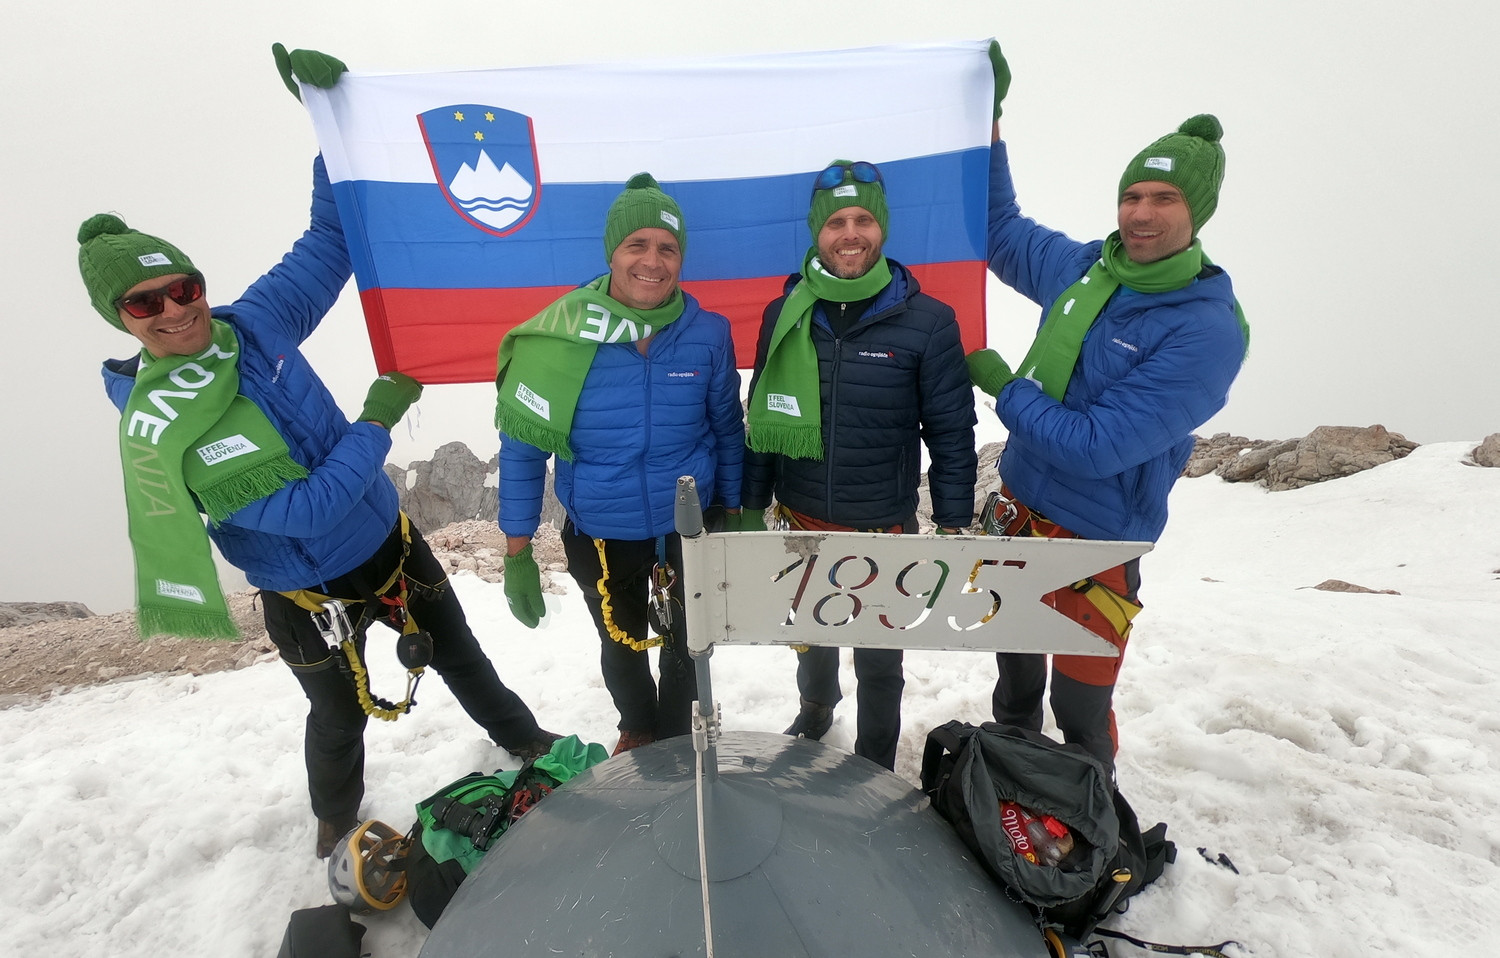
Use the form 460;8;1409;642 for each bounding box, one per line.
743;260;977;529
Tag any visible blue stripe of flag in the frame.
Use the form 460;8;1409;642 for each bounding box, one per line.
334;148;988;291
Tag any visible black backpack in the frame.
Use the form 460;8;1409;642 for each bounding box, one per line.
920;721;1176;943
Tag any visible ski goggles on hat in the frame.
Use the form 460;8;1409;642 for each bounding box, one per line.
115;272;205;319
811;161;883;196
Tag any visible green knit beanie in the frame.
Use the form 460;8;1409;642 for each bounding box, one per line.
603;173;687;262
1118;114;1226;233
807;160;889;241
78;213;199;330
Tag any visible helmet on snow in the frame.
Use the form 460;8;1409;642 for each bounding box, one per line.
327;819;410;914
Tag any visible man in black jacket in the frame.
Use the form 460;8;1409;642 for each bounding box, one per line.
740;160;977;770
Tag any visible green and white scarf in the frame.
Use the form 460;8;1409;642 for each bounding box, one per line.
746;250;893;459
1016;234;1250;400
494;275;684;460
120;320;308;639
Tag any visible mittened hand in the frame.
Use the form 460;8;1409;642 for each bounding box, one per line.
988;40;1011;121
503;545;545;629
272;43;349;101
966;348;1017;398
359;372;422;429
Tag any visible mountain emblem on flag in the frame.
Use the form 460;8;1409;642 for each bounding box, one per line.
417;105;540;237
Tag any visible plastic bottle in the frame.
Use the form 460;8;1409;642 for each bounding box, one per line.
999;801;1076;866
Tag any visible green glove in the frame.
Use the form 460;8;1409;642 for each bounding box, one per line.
272;43;348;102
988;40;1011;121
503;544;545;629
967;348;1017;398
935;526;962;535
359;372;422;428
728;509;768;532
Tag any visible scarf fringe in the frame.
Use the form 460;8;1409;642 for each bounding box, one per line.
137;606;240;641
747;424;824;461
496;408;575;462
196;457;311;522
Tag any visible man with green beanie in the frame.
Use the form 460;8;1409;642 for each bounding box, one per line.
496;172;744;756
86;45;557;859
970;43;1248;768
741;160;978;771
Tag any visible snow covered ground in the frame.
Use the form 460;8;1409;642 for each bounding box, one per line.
2;441;1497;957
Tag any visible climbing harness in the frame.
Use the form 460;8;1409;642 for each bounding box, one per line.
646;535;682;645
977;491;1142;635
592;537;665;652
282;513;434;721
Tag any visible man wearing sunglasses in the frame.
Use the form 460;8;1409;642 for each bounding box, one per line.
741;159;978;771
79;45;558;859
968;43;1248;768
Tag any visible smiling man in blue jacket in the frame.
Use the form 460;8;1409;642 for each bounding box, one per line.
81;47;557;859
969;45;1248;768
495;173;744;756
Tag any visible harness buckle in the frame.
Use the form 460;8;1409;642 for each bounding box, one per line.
647;561;679;640
313;599;356;653
979;490;1021;537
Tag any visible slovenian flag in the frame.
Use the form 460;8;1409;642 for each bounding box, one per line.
300;41;993;383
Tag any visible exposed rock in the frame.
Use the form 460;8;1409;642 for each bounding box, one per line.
0;590;274;705
0;601;94;629
916;441;1004;532
0;521;565;708
1217;438;1300;483
1261;425;1418;491
1473;433;1500;468
425;518;567;587
387;442;564;533
384;440;497;533
1303;579;1401;596
1181;434;1298;483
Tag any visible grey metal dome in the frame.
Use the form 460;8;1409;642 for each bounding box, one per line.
420;731;1051;958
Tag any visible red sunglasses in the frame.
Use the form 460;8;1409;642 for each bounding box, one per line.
116;273;205;319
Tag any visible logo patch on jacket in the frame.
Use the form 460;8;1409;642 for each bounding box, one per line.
1111;337;1140;353
667;369;699;378
857;350;895;360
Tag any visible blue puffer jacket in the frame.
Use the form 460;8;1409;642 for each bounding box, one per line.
986;141;1246;542
498;290;744;541
102;157;398;592
741;261;978;529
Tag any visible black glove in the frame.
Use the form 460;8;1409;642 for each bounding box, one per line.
272;43;348;102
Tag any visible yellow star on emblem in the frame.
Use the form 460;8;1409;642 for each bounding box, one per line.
474;131;485;141
453;110;465;122
485;111;495;122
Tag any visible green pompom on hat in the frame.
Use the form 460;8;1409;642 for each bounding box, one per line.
77;213;199;330
1118;114;1226;233
603;173;687;262
807;160;889;241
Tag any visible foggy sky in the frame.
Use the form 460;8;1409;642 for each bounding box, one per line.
5;0;1496;613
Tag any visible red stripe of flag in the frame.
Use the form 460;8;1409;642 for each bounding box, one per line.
360;260;986;384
